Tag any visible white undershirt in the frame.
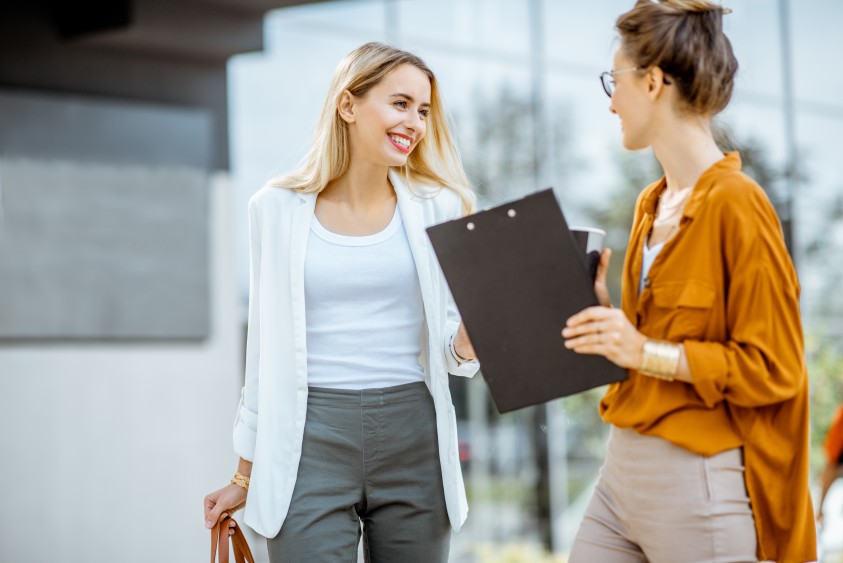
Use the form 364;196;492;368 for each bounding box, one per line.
303;207;426;389
640;238;666;294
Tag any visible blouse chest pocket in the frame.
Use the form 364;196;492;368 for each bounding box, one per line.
649;279;717;340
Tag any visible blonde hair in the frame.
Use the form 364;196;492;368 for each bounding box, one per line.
617;0;737;116
269;42;475;214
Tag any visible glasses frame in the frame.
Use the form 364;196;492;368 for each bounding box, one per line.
599;67;640;98
599;67;674;98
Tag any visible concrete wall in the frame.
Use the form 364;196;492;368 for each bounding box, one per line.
0;173;245;562
0;90;213;340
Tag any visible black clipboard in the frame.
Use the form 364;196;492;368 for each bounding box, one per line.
427;188;627;413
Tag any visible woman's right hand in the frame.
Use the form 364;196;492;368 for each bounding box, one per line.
204;483;247;530
593;248;613;307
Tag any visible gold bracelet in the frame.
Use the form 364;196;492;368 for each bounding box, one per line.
231;471;250;490
638;339;680;381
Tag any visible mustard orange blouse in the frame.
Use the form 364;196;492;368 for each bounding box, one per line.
600;152;816;562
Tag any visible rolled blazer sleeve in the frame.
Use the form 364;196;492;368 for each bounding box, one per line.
444;288;479;377
440;197;479;378
685;183;805;409
233;199;262;461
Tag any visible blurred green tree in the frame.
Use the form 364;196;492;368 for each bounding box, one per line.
457;84;584;206
454;84;585;551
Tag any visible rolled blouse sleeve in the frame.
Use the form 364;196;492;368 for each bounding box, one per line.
684;179;805;409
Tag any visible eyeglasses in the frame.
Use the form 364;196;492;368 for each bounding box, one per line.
599;67;640;98
599;67;673;98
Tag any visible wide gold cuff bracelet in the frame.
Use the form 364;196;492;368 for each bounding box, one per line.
638;339;680;381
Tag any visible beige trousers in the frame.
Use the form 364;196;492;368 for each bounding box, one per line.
570;426;757;563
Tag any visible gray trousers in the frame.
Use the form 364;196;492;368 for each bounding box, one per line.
570;426;757;563
267;381;450;563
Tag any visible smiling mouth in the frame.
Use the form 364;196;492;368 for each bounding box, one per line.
388;134;411;152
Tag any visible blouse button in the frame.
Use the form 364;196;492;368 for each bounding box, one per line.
643;278;651;288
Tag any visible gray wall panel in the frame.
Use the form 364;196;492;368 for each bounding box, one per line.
0;90;212;167
0;91;210;340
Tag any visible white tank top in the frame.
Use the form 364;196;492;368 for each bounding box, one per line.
303;208;426;389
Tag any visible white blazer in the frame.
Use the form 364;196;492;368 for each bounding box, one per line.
233;170;480;538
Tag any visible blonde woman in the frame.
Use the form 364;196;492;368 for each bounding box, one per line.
203;42;479;562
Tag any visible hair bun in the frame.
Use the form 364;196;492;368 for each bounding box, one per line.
618;0;738;116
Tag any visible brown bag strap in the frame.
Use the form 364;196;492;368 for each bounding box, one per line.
209;519;222;563
210;515;255;563
231;528;252;563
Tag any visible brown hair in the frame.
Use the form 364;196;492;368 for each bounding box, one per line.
616;0;738;115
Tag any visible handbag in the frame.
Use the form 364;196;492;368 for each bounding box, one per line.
210;514;255;563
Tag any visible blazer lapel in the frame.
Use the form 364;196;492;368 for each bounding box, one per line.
392;170;438;331
290;191;316;381
290;191;316;289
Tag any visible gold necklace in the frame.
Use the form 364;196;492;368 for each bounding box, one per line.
655;188;692;223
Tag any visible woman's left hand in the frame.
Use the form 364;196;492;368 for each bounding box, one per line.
562;306;646;369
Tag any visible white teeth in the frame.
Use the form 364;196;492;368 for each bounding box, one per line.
389;135;410;148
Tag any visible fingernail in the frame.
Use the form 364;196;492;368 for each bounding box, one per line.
206;521;212;528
